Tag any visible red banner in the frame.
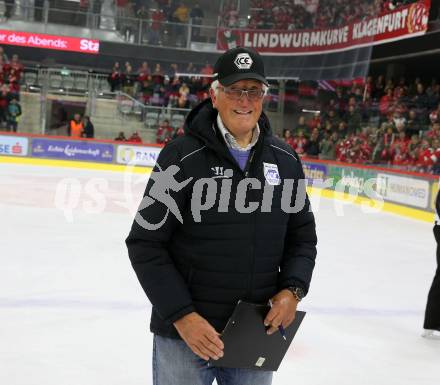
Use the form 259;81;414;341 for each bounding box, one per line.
0;30;100;55
217;0;430;55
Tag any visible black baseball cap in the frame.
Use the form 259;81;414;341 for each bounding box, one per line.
213;47;268;86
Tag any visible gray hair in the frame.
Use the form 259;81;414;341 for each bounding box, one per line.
210;80;269;96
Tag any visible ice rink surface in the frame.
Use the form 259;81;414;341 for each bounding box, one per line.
1;163;439;385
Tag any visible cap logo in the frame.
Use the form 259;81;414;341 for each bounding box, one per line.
234;53;253;69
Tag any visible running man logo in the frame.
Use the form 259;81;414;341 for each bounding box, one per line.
136;164;192;230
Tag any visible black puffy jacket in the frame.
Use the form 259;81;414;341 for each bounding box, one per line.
126;99;317;339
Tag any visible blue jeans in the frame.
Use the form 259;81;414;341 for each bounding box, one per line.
153;335;273;385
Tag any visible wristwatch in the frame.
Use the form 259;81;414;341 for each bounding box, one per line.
285;286;305;302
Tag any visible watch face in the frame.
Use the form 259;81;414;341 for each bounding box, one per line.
290;286;305;300
296;287;305;300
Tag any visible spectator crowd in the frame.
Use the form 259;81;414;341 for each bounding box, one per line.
0;46;23;132
281;75;440;174
222;0;419;30
107;59;212;109
115;0;205;45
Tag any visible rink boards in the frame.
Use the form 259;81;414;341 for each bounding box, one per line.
0;132;437;223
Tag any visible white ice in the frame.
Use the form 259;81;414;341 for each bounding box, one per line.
0;163;438;385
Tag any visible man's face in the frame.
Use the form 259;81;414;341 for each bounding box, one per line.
210;79;264;138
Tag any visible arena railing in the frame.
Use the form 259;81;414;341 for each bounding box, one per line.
21;66;193;135
8;4;218;49
6;2;440;53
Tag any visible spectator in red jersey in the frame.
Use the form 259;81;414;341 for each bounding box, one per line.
173;126;185;139
148;8;165;45
139;75;154;104
432;141;440;174
358;137;373;164
407;135;421;165
137;61;151;83
391;131;409;153
307;112;321;131
200;62;213;77
429;102;440;124
108;62;123;92
344;137;360;164
417;140;435;172
427;122;440;140
391;142;408;167
9;54;24;77
151;63;165;85
292;130;308;155
0;84;13;128
156;119;174;144
336;137;352;163
128;131;142;143
282;128;295;149
379;88;395;117
378;125;395;163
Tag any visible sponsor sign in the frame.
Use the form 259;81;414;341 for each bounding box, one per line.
327;165;377;195
0;30;99;54
116;145;161;167
217;0;430;54
376;173;430;209
0;135;28;156
302;162;327;187
31;138;113;162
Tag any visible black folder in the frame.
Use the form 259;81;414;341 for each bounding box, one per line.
210;300;306;371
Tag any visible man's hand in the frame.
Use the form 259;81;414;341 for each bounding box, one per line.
173;312;224;361
264;289;299;335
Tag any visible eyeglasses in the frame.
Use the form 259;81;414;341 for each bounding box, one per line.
218;86;266;101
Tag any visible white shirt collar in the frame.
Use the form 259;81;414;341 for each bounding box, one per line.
216;115;260;152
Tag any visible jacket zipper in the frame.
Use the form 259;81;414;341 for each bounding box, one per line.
244;151;258;299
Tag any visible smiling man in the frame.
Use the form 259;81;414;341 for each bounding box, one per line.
126;47;317;385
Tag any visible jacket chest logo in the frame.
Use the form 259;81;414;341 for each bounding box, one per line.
263;163;281;185
211;166;233;179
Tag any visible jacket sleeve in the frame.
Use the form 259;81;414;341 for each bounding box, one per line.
125;141;196;325
278;159;317;295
